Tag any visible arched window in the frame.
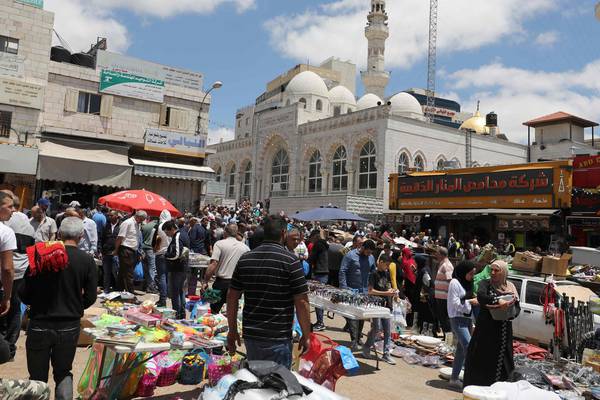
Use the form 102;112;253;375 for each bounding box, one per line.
398;152;409;174
332;146;348;192
308;151;322;193
215;167;222;182
271;149;289;195
242;162;252;198
359;141;377;190
333;106;341;117
316;99;323;111
472;161;480;168
299;98;307;109
414;155;425;172
436;158;445;171
227;164;236;198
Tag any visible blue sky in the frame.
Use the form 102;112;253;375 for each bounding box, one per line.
45;0;600;143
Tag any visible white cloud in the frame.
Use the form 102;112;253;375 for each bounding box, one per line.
446;60;600;143
208;127;235;145
46;0;256;53
264;0;556;70
534;30;559;46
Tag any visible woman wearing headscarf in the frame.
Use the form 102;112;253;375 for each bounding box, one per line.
414;253;437;335
463;260;520;387
446;261;477;389
401;246;418;327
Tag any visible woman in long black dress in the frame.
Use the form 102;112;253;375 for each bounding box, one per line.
463;260;520;386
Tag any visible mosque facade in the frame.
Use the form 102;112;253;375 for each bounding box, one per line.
207;0;528;215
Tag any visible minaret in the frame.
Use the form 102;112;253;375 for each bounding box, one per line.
361;0;390;99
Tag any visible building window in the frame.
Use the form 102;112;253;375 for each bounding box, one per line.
0;111;12;138
308;150;322;193
242;162;252;198
227;165;236;198
359;141;377;190
0;36;18;55
237;119;241;128
414;155;425;171
436;158;445;171
398;152;409;174
77;92;102;114
245;117;250;126
299;98;307;109
333;106;341;117
316;99;323;111
332;146;348;192
271;149;289;195
215;167;222;182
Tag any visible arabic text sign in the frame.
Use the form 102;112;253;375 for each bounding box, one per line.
0;77;43;109
96;50;203;91
0;53;25;79
397;169;554;199
99;70;164;103
206;181;227;197
144;128;206;158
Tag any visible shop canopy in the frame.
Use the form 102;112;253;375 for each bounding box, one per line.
394;209;560;216
130;158;215;181
37;139;132;188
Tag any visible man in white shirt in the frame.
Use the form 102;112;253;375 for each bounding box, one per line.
29;206;57;243
76;208;98;256
202;224;249;313
0;191;16;318
1;193;34;359
114;210;147;293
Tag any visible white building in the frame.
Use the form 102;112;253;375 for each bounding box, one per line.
0;0;214;211
208;0;528;216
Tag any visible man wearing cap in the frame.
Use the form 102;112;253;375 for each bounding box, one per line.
113;211;147;293
30;206;57;243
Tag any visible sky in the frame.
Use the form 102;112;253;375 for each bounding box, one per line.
44;0;600;144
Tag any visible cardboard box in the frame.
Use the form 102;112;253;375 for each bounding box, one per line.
512;251;543;272
542;254;572;276
78;306;105;347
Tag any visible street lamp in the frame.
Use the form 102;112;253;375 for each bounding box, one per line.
196;81;223;135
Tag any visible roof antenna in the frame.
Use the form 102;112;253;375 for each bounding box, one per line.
476;100;480;112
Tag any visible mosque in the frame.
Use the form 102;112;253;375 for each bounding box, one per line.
207;0;527;216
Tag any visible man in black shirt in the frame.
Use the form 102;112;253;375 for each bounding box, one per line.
20;217;97;400
226;215;310;369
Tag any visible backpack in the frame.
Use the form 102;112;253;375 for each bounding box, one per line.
26;241;69;276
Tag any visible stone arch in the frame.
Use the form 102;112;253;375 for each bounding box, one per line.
413;150;427;171
324;141;349;166
395;147;412;173
257;134;290;174
435;155;447;170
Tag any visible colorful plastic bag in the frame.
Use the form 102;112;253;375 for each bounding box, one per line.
77;343;116;399
335;346;359;375
133;261;144;281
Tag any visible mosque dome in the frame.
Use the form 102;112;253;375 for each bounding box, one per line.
286;71;329;97
388;92;423;116
357;93;382;110
459;110;488;134
328;85;356;105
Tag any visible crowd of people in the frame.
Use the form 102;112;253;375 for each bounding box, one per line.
0;193;524;398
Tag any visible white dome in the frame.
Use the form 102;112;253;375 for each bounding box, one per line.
286;71;329;97
389;92;423;116
328;86;356;105
357;93;382;110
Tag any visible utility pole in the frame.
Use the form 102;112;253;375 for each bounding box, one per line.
425;0;438;123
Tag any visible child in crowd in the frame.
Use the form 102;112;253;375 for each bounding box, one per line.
362;253;398;365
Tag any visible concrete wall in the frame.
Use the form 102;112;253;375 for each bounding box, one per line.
0;0;53;144
530;140;594;161
43;61;204;144
534;123;585;144
235;105;254;139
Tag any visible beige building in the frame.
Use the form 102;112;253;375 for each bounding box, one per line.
0;0;214;211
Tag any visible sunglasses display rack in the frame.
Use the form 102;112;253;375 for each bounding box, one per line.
307;281;392;320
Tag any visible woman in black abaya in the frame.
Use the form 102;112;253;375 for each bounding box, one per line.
463;260;520;386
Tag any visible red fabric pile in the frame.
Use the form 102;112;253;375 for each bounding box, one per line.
513;340;548;360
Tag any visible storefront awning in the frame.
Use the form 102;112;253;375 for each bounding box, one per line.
37;139;132;188
0;143;39;175
130;158;215;181
394;208;560;216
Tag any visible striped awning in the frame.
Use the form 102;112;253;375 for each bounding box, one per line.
130;158;214;181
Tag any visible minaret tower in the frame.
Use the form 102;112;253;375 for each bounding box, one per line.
361;0;390;98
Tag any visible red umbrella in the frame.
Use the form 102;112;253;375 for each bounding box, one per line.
98;189;181;218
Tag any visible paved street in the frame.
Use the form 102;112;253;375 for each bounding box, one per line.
0;297;459;400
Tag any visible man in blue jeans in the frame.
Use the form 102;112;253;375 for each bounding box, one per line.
226;215;311;369
162;220;190;320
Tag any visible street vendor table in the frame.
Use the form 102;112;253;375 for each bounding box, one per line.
87;331;222;398
309;294;391;369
